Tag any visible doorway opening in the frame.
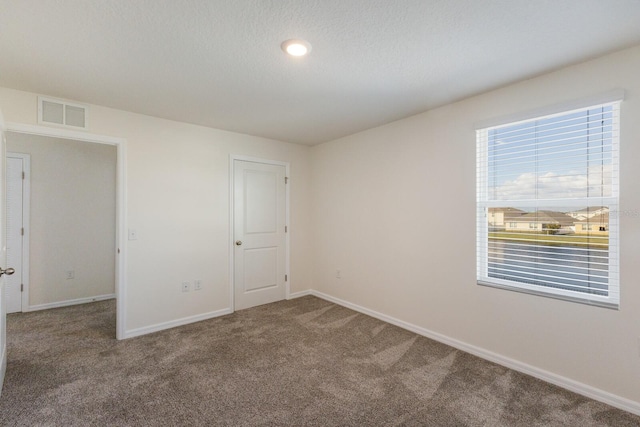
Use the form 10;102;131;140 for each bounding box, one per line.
4;123;126;339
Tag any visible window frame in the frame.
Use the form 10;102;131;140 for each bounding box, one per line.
476;101;621;309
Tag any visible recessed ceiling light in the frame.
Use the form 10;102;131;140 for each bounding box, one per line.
281;39;312;57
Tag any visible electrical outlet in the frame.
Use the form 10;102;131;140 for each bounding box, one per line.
65;270;75;280
181;282;190;292
194;280;202;291
336;270;341;279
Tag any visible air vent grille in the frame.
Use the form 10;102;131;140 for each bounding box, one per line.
38;96;88;129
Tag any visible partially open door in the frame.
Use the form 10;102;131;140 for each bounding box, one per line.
0;111;9;395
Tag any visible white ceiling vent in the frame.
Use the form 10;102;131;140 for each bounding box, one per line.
38;96;88;129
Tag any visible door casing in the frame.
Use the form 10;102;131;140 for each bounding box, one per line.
229;155;290;311
4;123;127;339
0;111;7;396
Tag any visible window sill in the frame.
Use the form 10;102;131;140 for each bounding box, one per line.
477;280;619;310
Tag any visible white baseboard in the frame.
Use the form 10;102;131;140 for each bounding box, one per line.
26;293;116;312
0;343;6;398
126;292;311;339
310;290;640;417
287;290;312;299
124;307;233;339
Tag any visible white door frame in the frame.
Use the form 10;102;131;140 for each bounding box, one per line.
6;153;30;312
229;155;290;311
5;123;127;340
0;112;7;395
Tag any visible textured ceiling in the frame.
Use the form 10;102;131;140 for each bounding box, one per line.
1;1;640;145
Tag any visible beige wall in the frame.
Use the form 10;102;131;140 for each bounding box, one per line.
311;45;640;404
575;224;609;235
6;133;116;307
2;44;639;406
505;222;541;231
0;87;313;332
488;212;504;227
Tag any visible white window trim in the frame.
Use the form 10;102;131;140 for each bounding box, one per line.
474;89;625;130
476;100;621;309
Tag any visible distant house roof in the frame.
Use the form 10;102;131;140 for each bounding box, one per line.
488;207;526;219
574;213;609;224
577;206;608;213
512;210;575;226
568;206;609;215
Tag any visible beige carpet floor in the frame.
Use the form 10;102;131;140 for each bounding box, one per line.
0;296;638;426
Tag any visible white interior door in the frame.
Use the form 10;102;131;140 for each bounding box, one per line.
0;112;9;395
233;160;287;310
6;154;26;313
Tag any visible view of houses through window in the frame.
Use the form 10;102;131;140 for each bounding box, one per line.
487;206;609;296
477;101;620;306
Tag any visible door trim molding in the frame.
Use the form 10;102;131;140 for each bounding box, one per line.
6;153;30;313
5;122;128;340
229;155;290;312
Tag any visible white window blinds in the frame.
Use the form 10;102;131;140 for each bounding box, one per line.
476;101;620;308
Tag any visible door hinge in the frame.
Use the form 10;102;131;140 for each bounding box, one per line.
21;284;24;292
285;274;288;282
285;225;288;233
21;227;24;236
285;177;289;184
117;248;120;254
22;171;25;179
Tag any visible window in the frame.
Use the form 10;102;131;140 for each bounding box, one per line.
477;101;620;308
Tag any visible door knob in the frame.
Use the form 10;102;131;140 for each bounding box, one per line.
235;240;243;246
0;267;15;277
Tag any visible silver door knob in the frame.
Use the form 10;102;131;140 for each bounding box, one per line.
0;267;15;277
235;240;242;246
